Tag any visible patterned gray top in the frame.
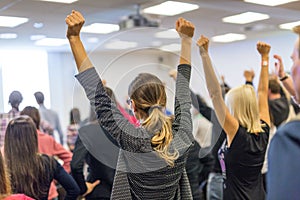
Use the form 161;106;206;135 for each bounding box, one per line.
76;64;193;199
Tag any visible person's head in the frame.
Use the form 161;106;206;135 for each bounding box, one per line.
70;108;81;124
291;26;300;101
0;151;11;196
128;73;178;166
225;84;263;133
4;116;49;198
34;91;44;105
20;106;40;129
268;79;281;95
8;91;23;110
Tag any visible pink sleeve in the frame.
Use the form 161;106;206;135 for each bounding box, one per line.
50;137;73;173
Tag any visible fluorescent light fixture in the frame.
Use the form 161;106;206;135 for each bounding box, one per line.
160;43;181;52
35;38;68;46
82;23;119;34
155;29;179;39
212;33;246;43
0;33;17;39
0;16;28;28
36;0;78;3
143;1;199;16
30;35;46;40
105;40;137;50
222;12;269;24
279;21;300;30
244;0;299;6
87;37;99;43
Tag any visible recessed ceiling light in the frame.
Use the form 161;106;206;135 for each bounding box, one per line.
212;33;246;43
36;0;78;3
35;38;68;46
33;22;44;29
0;16;28;28
244;0;299;6
155;29;179;39
82;23;120;34
143;1;199;16
0;33;17;39
222;12;269;24
279;21;300;30
160;43;181;52
30;35;46;40
105;40;137;50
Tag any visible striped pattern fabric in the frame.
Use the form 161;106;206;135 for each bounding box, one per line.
76;64;193;199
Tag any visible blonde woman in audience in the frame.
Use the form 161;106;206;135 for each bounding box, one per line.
197;35;270;200
66;10;195;199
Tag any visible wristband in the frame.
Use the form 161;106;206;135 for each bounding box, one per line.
280;75;289;81
262;60;268;67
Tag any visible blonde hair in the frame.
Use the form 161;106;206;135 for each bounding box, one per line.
129;73;178;166
0;151;11;197
225;84;263;133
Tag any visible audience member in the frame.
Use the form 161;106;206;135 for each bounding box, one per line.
267;25;300;200
20;106;73;200
0;151;34;200
4;116;79;199
66;10;195;199
67;108;81;151
197;35;270;199
34;91;65;145
0;91;23;147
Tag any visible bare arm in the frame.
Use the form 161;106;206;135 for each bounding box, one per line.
257;42;271;126
66;10;93;73
274;54;296;97
197;35;239;146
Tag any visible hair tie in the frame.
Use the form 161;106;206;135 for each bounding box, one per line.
148;105;162;114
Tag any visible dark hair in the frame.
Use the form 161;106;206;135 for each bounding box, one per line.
0;151;11;196
70;108;81;124
128;73;178;166
4;116;51;199
34;91;44;104
8;91;23;108
20;106;40;129
269;79;281;94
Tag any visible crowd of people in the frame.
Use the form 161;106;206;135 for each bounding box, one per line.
0;9;299;200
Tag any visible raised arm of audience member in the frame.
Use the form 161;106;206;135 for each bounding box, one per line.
244;69;255;85
274;54;296;98
257;42;271;126
197;35;239;145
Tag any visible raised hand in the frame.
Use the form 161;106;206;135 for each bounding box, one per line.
65;10;85;39
257;41;271;57
176;17;195;38
243;69;255;82
274;54;286;78
169;69;178;80
197;35;209;54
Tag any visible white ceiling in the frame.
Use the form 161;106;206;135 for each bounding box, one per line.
0;0;299;52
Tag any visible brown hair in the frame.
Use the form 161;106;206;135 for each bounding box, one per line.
0;151;11;197
128;73;178;166
20;106;40;129
4;116;52;199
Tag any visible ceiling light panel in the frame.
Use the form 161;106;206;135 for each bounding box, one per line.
212;33;246;43
143;1;199;16
0;16;28;28
36;0;78;3
279;21;300;30
105;40;137;50
244;0;299;6
35;38;68;46
0;33;17;39
222;12;269;24
155;29;179;39
82;23;120;34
